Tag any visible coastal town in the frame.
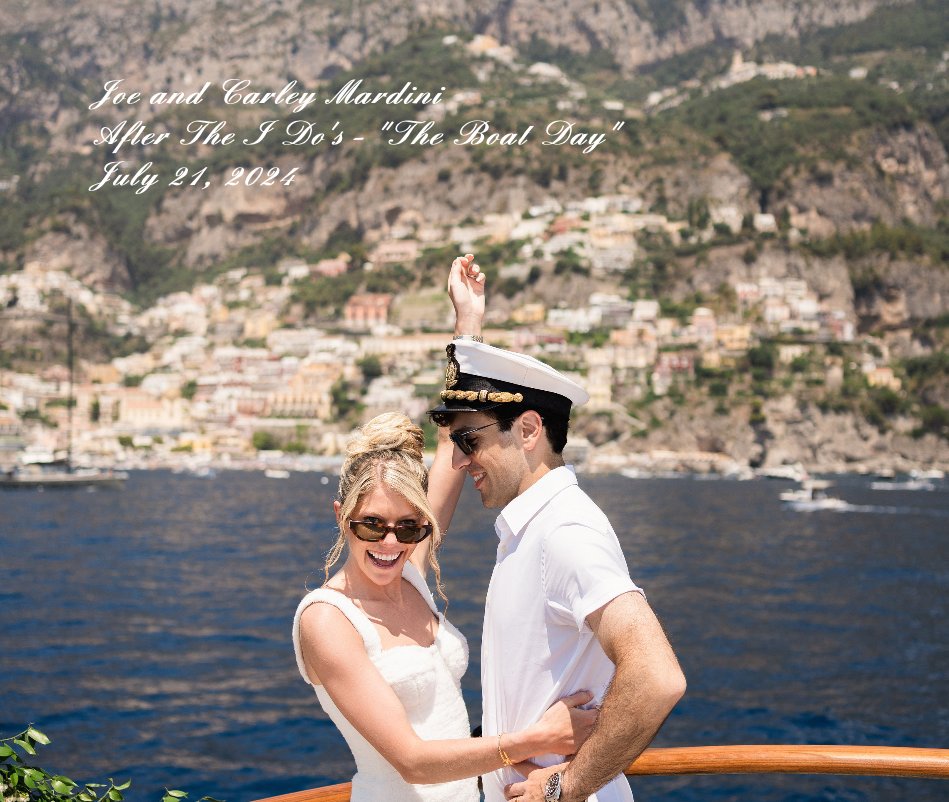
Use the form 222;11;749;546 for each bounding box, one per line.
1;35;945;480
3;186;921;480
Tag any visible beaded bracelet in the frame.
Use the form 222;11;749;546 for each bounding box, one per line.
497;733;514;767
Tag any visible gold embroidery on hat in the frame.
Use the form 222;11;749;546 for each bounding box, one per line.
444;343;459;389
439;390;524;403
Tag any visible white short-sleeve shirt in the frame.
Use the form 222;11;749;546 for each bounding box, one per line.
481;466;643;802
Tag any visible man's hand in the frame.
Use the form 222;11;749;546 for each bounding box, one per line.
504;762;568;802
448;252;485;334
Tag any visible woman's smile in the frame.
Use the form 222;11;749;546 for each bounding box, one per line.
367;549;403;570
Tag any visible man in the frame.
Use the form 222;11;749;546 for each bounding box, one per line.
429;256;686;802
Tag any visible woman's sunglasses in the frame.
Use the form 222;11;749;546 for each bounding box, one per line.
449;421;502;455
348;519;433;544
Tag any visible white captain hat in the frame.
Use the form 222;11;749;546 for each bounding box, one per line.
428;339;589;418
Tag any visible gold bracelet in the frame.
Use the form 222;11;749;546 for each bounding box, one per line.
452;334;484;343
497;733;514;767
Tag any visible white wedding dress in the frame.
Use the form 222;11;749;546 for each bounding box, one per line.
292;562;480;801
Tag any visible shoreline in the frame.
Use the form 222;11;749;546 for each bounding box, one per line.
44;450;947;482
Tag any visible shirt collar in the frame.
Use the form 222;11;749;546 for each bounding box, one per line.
494;465;577;545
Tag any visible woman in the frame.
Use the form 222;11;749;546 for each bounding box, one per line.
293;259;594;801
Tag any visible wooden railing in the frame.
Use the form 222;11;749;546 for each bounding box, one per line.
252;745;949;802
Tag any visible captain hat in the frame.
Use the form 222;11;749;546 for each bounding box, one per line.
429;339;589;418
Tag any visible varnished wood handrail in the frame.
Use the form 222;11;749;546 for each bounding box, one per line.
624;744;949;778
252;745;949;802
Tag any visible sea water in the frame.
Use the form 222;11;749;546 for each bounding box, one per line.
1;471;947;801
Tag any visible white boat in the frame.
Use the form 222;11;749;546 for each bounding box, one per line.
0;462;128;489
620;467;651;479
0;303;127;491
264;468;291;479
780;480;848;512
757;463;809;483
189;465;217;479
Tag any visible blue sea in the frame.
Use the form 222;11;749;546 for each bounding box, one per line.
1;471;947;801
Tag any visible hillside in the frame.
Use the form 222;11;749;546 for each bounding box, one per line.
0;0;946;470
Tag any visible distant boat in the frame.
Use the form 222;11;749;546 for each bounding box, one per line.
780;480;848;512
756;463;808;482
0;460;128;489
189;464;217;479
0;301;126;491
264;468;290;479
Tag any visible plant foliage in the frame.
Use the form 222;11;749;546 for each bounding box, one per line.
0;727;222;802
674;76;916;202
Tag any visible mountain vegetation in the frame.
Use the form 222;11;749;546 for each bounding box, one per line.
0;0;946;460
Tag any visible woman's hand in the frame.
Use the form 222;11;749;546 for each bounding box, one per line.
448;252;485;335
532;690;598;756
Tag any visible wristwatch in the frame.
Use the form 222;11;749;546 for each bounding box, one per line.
543;770;563;801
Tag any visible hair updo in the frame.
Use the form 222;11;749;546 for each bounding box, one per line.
344;411;426;464
323;412;445;601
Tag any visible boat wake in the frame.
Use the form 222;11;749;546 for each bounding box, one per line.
787;501;949;518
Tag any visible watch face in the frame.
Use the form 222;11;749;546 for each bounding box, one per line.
543;771;562;801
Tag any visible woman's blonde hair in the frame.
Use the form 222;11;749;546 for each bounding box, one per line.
324;412;445;603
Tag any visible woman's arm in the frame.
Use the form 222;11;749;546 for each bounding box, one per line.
299;602;595;785
411;254;485;576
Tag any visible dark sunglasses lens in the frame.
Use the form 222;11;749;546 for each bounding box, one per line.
394;524;432;543
450;432;473;455
350;520;386;541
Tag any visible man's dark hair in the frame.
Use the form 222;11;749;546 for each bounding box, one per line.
431;403;571;454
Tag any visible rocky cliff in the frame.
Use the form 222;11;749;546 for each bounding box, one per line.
0;0;904;93
1;0;945;468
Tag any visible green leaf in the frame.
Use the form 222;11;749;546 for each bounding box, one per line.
27;727;50;746
13;738;36;755
52;779;74;794
166;791;188;799
114;780;131;791
0;744;14;757
23;772;36;789
163;796;178;802
107;789;124;801
78;793;95;801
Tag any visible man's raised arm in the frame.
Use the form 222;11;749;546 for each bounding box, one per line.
415;253;486;574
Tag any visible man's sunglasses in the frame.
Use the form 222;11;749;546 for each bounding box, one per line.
348;518;433;544
449;421;502;455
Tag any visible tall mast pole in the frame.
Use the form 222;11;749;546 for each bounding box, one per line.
67;299;74;472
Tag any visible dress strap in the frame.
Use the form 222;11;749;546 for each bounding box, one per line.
292;587;382;685
401;561;439;616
